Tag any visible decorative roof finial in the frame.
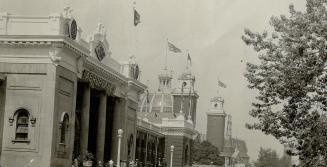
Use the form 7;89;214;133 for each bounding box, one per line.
63;7;73;19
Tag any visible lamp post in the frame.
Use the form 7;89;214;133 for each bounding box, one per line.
170;145;174;167
117;129;123;167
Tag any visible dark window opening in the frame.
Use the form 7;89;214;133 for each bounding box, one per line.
60;114;69;144
16;109;29;140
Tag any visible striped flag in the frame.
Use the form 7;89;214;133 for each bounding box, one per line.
218;80;227;88
168;42;182;53
134;9;141;26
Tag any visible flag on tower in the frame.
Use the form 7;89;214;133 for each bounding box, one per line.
134;9;141;26
218;80;227;88
168;41;182;53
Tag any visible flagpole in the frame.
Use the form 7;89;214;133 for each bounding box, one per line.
217;76;220;95
180;83;185;114
165;38;168;70
133;1;137;60
188;82;192;120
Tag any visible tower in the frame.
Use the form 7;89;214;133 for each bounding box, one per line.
171;61;198;123
206;96;226;151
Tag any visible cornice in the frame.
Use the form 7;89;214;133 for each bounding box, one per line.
127;80;147;94
0;35;90;58
161;127;199;139
171;90;199;98
206;112;226;116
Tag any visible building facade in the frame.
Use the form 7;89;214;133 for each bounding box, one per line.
0;8;146;167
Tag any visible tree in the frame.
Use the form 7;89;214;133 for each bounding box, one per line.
191;140;224;166
254;148;280;167
242;0;327;166
254;147;291;167
279;154;292;167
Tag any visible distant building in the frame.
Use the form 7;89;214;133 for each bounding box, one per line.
206;94;249;167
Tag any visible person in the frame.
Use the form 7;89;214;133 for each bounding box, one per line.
72;156;79;167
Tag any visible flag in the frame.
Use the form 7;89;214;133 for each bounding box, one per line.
134;9;141;26
218;80;227;88
168;42;181;53
187;53;192;66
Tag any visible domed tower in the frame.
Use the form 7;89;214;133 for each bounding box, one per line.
139;68;174;113
206;96;226;151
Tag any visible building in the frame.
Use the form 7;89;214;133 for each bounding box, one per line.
137;66;199;167
0;8;146;167
0;7;200;167
206;94;249;167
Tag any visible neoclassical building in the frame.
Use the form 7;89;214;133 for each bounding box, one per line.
0;7;200;167
0;8;146;167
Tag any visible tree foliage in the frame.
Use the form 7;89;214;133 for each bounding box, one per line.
242;0;327;166
191;140;224;166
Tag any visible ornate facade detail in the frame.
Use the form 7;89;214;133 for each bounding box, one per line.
49;49;62;66
62;7;73;19
84;56;126;85
81;70;116;95
0;73;6;81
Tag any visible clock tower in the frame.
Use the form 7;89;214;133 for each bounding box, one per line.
206;95;226;151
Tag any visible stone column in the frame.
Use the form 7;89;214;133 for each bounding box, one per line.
80;84;91;158
96;91;107;163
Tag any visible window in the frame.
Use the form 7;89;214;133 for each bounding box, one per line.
15;109;29;140
60;114;69;144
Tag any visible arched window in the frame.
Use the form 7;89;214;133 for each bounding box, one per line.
60;114;69;144
15;109;29;140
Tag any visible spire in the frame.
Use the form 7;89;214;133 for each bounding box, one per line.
184;52;192;74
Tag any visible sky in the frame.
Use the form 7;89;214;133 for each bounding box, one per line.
0;0;307;161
